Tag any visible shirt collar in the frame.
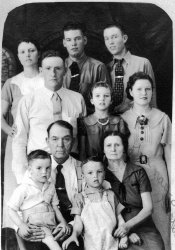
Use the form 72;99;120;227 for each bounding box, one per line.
85;114;119;126
111;50;131;68
66;54;88;70
106;162;142;183
22;170;51;190
42;86;64;100
51;155;72;171
124;108;164;128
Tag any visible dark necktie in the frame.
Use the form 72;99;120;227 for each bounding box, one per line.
55;165;72;212
69;61;80;92
113;58;124;107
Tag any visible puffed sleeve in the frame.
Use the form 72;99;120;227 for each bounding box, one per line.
118;117;130;137
161;114;171;145
135;168;152;193
1;78;13;104
71;193;84;215
7;185;27;211
77;117;87;136
96;63;110;85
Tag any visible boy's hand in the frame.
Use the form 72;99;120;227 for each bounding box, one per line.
119;236;128;249
52;223;72;241
129;233;142;245
62;234;79;250
113;223;130;238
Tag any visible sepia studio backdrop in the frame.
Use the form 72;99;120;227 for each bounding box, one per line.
1;1;173;215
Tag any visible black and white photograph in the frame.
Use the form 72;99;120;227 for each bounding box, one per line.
1;0;174;250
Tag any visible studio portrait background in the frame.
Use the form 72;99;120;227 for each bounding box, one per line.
1;1;173;250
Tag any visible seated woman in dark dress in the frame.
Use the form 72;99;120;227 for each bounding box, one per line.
103;130;165;250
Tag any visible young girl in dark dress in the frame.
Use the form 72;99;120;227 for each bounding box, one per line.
78;81;128;160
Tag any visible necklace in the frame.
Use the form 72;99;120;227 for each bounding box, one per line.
97;117;109;126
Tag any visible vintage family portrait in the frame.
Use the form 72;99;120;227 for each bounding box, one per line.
1;0;174;250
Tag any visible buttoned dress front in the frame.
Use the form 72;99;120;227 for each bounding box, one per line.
122;108;171;250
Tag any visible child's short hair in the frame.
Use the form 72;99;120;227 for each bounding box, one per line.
82;155;104;171
89;81;112;99
27;149;51;165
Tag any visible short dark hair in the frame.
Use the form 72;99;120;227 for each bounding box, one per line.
103;131;129;162
63;21;86;36
17;37;40;52
89;81;112;99
47;120;73;137
126;71;154;100
41;50;62;65
103;21;127;35
82;155;104;170
27;149;51;164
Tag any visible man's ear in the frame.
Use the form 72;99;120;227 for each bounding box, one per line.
123;34;128;44
63;39;66;48
83;36;87;46
129;89;133;98
46;137;49;146
90;98;94;105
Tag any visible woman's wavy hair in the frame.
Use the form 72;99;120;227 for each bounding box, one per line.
17;37;40;52
126;71;154;100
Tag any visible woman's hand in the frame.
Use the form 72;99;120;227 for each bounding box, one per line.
62;234;79;250
113;223;130;238
8;124;17;137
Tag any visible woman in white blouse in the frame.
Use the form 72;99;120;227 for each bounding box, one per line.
1;38;44;229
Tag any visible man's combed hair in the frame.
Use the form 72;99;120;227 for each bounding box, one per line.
47;120;73;137
103;20;127;35
63;21;86;35
27;149;51;164
41;50;61;64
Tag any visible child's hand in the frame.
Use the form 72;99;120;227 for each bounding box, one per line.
60;222;72;236
19;222;31;238
113;223;130;238
62;234;79;250
119;236;128;249
129;233;142;246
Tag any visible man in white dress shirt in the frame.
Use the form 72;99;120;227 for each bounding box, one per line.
12;50;86;184
17;120;84;250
